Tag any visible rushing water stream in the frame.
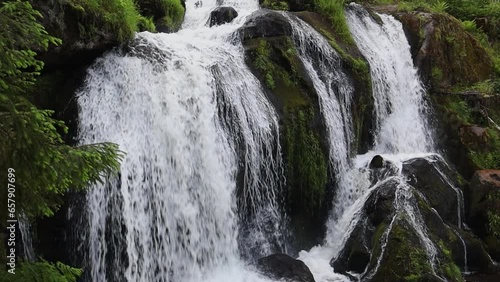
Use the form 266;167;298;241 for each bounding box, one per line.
78;1;283;281
73;2;469;282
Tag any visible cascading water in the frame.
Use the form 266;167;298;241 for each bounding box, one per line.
283;13;354;178
77;1;284;281
299;4;465;281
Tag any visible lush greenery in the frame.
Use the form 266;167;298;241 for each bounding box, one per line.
135;0;185;31
284;107;328;213
314;0;356;45
0;261;82;282
42;0;185;42
0;0;123;280
261;0;290;11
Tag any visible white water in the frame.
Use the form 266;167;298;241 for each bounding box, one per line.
78;1;282;281
346;7;434;154
284;13;354;177
298;5;455;281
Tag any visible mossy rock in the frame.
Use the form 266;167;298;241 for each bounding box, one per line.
396;12;493;89
259;0;314;12
431;93;500;178
31;0;139;66
136;0;185;33
333;157;494;279
466;170;500;261
241;10;331;250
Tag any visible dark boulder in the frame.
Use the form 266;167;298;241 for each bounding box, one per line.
209;7;238;27
256;254;315;282
239;9;292;40
369;155;384;169
402;156;462;225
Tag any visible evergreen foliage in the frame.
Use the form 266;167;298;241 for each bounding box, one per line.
0;0;123;220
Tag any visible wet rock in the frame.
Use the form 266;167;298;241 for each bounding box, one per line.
369;155;384;169
402;156;462;225
333;157;494;280
239;9;292;40
256;254;315;282
209;7;238;27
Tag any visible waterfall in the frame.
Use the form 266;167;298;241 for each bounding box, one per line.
283;13;354;178
77;1;283;281
346;5;434;154
298;4;465;281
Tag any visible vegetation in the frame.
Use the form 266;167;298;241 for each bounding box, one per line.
314;0;356;45
1;261;82;282
284;107;328;213
136;0;185;31
0;0;123;280
261;0;290;11
63;0;146;41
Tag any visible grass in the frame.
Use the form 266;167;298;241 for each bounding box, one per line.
66;0;142;41
314;0;356;46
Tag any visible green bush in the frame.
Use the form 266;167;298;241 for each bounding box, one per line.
65;0;142;41
136;0;185;31
314;0;355;44
0;261;82;282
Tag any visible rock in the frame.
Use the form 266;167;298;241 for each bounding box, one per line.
31;1;119;68
369;155;384;169
396;12;493;89
136;0;185;33
256;254;315;282
239;9;292;40
460;126;489;146
466;170;500;261
209;7;238;27
332;157;495;279
402;156;462;225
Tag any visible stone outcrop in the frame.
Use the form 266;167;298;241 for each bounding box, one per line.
332;156;494;280
256;254;315;282
209;7;238;27
466;170;500;261
396;12;493;89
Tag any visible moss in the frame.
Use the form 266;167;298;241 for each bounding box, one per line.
437;241;464;282
261;0;290;11
136;0;185;32
313;0;356;46
248;37;328;212
63;0;143;42
468;128;500;169
284;107;328;213
138;16;156;32
372;221;434;281
248;37;309;108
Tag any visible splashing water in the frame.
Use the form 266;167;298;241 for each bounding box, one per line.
77;1;284;281
298;4;461;281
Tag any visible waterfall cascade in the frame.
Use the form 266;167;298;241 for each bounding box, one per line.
72;1;471;281
298;4;466;281
77;1;284;281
